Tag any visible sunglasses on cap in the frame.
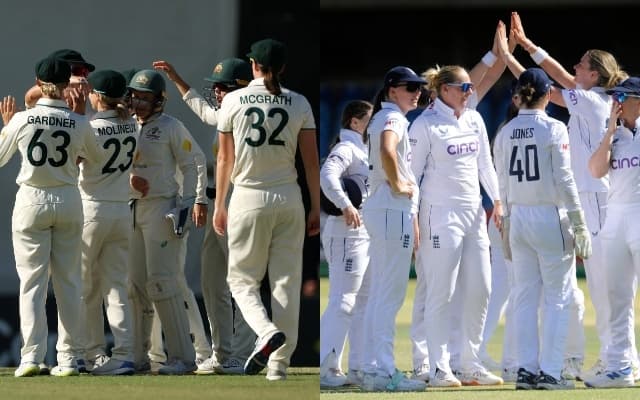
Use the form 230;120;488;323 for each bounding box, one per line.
446;82;474;92
612;92;640;104
393;82;422;93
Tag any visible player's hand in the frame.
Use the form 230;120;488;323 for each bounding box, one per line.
213;205;228;236
510;12;532;50
607;100;623;134
390;180;414;199
153;60;181;82
492;200;504;231
130;175;149;197
67;87;87;115
1;95;17;125
342;205;361;228
495;21;510;59
192;203;208;228
307;208;321;236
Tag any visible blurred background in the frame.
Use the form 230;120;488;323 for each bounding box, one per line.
0;0;318;367
320;1;639;275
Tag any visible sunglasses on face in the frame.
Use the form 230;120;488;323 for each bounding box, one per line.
612;92;640;103
446;82;474;93
394;82;422;93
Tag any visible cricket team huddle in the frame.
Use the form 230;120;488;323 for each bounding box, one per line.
0;37;320;380
320;12;640;391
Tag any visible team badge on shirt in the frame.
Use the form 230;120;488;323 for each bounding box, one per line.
182;139;192;152
145;127;161;141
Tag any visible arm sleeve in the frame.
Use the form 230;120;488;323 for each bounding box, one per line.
551;122;581;211
409;115;430;188
171;121;199;204
493;129;509;211
189;135;208;204
299;95;316;130
0;120;19;168
320;143;353;210
477;116;500;202
183;88;219;126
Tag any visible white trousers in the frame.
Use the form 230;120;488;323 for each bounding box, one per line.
410;249;429;370
361;209;414;376
601;203;640;371
320;233;370;371
510;205;573;379
420;203;490;375
12;185;84;367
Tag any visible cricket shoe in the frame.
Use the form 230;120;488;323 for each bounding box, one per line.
501;367;518;383
92;359;135;376
515;368;538;390
266;368;287;381
244;331;286;375
345;369;363;386
361;370;426;392
14;362;40;377
584;367;634;388
194;356;221;375
219;357;245;374
561;357;583;381
77;358;88;373
430;367;461;387
38;363;50;375
456;368;504;386
410;363;430;382
537;371;574;390
51;365;80;377
158;359;196;375
320;350;347;388
480;355;501;371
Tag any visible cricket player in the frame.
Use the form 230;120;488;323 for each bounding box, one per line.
505;12;633;379
585;78;640;388
127;69;201;375
153;58;256;374
213;38;320;381
494;68;591;390
1;57;105;377
319;100;372;388
76;70;138;375
409;65;503;387
360;66;425;392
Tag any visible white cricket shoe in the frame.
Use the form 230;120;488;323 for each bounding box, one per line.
244;331;286;375
501;367;518;383
266;368;287;381
561;357;583;380
345;369;363;386
411;363;430;382
14;362;40;377
536;371;574;390
430;367;462;387
480;355;501;371
320;350;347;388
583;358;605;379
456;368;504;386
584;367;634;388
51;365;80;377
361;370;425;392
91;359;135;375
194;356;221;375
157;359;196;375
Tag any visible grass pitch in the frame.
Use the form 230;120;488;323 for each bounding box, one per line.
320;277;640;399
0;367;319;400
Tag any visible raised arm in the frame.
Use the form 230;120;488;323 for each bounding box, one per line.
589;102;620;178
474;20;516;102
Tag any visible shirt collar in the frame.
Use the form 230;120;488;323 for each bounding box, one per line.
433;98;458;120
381;101;403;114
248;77;265;87
35;98;69;109
518;109;547;117
338;128;366;152
92;110;119;120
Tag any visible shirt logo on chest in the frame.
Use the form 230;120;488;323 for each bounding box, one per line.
144;126;161;140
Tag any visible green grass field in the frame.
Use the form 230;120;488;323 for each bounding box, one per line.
0;367;319;400
320;277;640;399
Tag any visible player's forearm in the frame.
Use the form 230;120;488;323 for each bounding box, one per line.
214;132;235;209
523;43;575;89
589;129;615;178
299;130;320;211
380;147;402;191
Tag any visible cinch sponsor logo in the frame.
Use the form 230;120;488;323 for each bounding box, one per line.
610;156;640;169
447;141;478;155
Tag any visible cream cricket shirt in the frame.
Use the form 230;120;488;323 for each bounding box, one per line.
216;77;316;189
607;120;640;205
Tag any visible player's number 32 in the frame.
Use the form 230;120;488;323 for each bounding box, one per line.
244;107;288;147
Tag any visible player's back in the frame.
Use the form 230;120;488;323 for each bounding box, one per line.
497;109;571;207
80;111;139;202
10;99;93;188
217;79;315;189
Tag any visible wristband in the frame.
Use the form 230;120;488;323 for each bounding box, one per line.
481;51;497;68
531;47;549;65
